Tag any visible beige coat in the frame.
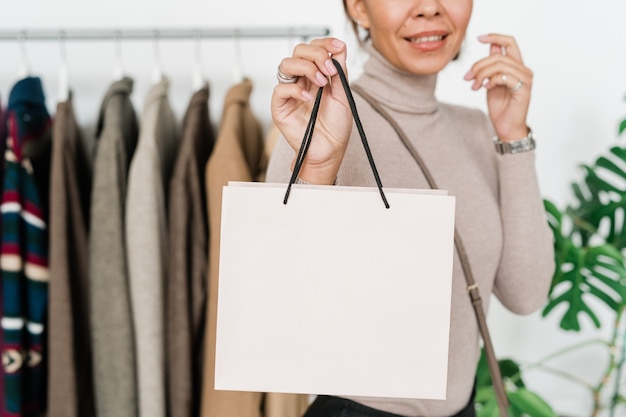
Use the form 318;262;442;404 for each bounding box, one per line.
200;79;309;417
125;77;179;417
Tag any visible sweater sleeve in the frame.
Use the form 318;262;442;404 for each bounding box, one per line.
493;150;555;314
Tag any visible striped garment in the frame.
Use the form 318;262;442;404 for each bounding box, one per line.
1;77;51;417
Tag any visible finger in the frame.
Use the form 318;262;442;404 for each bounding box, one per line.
279;38;347;89
279;56;330;88
482;71;528;92
293;38;346;77
272;83;318;113
309;38;349;101
478;33;524;62
472;64;530;93
465;55;532;89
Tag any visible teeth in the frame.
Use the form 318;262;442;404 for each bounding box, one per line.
409;35;444;43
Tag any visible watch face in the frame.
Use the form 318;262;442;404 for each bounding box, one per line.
510;138;534;154
511;141;525;153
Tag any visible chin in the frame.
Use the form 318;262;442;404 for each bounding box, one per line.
402;60;449;76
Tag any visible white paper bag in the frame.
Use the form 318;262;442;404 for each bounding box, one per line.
215;182;456;399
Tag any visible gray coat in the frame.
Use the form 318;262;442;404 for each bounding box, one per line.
89;77;139;417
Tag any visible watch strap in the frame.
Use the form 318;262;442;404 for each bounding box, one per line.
493;129;535;154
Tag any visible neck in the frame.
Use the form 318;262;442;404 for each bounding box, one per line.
353;45;439;114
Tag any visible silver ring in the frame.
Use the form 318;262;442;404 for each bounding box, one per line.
277;67;298;84
511;79;523;92
501;45;507;56
501;73;507;85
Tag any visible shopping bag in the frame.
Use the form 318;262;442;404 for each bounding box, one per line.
215;181;455;399
215;59;455;399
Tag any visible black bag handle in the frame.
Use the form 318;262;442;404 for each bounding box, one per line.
283;59;389;209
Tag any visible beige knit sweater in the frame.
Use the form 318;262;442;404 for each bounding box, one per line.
265;47;555;417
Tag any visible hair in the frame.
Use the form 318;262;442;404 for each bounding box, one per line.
342;0;370;44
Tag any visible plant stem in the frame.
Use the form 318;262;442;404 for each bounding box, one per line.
526;339;609;369
609;307;626;417
527;363;594;390
593;307;624;417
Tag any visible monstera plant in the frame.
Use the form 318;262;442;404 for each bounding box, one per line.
476;108;626;417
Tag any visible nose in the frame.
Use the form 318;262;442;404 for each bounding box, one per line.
413;0;441;18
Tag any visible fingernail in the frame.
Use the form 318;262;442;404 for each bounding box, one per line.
302;90;314;101
331;39;345;49
464;70;473;80
315;71;328;86
477;34;489;41
325;59;338;76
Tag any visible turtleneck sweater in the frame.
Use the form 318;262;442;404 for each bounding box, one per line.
265;46;555;417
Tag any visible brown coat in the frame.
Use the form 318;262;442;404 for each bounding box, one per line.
200;80;308;417
167;86;214;417
47;97;95;417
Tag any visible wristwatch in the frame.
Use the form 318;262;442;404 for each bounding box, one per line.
493;129;535;154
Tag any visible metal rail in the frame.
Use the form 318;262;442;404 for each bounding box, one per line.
0;27;330;41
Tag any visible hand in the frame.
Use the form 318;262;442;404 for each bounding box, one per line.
464;34;532;141
271;38;351;185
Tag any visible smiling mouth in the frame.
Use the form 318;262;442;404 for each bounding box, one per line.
406;35;446;43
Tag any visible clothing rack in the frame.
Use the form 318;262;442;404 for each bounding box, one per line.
0;27;330;41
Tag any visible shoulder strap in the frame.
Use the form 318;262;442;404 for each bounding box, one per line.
351;83;510;417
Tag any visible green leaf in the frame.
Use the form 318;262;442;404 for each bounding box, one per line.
596;156;626;181
583;165;622;194
475;386;496;403
619;118;626;136
475;387;499;417
610;146;626;160
587;283;620;311
508;388;558;417
543;199;562;227
498;359;525;388
476;348;491;388
543;240;626;331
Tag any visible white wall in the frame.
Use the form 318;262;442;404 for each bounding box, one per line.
2;1;626;416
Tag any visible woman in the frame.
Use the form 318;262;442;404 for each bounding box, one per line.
266;0;555;416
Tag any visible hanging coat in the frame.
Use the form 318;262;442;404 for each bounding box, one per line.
167;85;214;417
0;76;52;417
89;77;139;417
125;77;179;417
0;97;4;415
200;79;309;417
47;95;95;417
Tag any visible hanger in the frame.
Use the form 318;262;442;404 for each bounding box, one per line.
152;30;163;83
17;31;31;78
58;30;70;102
191;29;205;91
112;30;124;81
232;29;244;84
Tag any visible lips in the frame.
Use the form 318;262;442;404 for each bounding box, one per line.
407;35;445;43
403;31;448;52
